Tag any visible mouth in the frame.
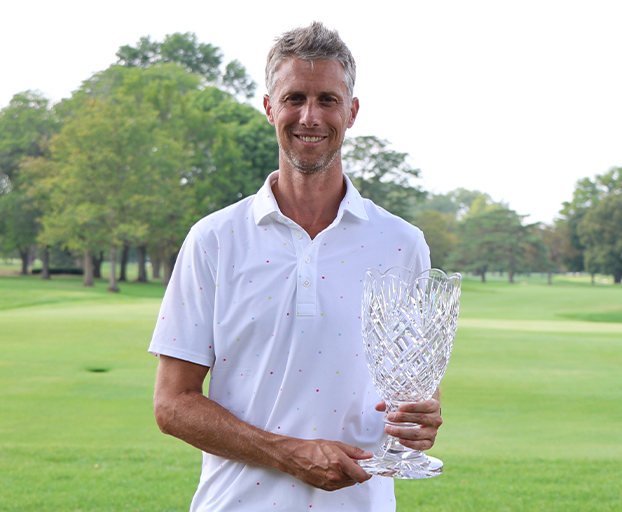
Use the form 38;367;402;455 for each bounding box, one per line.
295;134;326;143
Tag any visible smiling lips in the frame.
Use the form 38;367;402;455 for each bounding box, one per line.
296;135;326;143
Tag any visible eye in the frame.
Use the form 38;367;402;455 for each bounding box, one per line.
288;95;303;103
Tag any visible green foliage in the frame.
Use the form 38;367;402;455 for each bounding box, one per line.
0;91;58;191
559;167;622;274
450;207;528;282
578;193;622;283
115;32;256;99
343;135;424;222
412;210;457;270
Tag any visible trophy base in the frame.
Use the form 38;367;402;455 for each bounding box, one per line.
359;436;443;479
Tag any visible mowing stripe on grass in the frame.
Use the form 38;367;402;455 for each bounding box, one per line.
458;318;622;333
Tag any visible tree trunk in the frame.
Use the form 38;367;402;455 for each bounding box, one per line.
136;245;148;283
481;270;486;283
93;251;104;278
614;271;622;284
19;248;29;275
591;273;595;285
84;250;94;287
151;257;161;279
108;245;120;293
547;270;552;286
162;251;178;287
119;243;129;282
41;246;51;280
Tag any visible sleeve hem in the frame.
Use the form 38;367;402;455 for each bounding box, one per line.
148;344;215;368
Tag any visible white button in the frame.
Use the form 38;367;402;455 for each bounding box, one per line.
304;256;311;263
302;279;311;287
295;231;303;239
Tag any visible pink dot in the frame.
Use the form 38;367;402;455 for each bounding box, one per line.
286;313;290;316
398;248;402;251
200;287;203;290
257;482;260;485
299;369;302;372
361;245;364;248
356;354;359;357
277;426;281;429
161;317;164;319
270;372;273;374
340;296;343;299
316;389;319;392
334;409;337;412
266;260;270;263
322;276;325;279
209;346;212;349
223;358;226;361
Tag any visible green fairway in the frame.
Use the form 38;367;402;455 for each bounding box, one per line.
0;272;620;511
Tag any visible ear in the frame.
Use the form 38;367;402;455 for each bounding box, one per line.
347;97;360;129
263;95;276;126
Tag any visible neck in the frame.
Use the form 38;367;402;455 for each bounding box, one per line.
272;166;346;239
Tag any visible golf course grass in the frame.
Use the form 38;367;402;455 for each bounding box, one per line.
0;268;620;511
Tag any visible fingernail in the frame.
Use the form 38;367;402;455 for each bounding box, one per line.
387;413;396;421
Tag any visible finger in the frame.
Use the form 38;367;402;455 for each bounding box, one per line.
334;443;374;482
375;400;386;412
397;399;440;414
385;424;437;451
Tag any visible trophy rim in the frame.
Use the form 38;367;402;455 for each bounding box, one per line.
365;266;462;285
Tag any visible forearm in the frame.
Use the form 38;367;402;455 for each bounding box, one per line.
153;355;371;490
155;387;293;472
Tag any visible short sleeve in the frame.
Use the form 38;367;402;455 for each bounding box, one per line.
408;227;431;275
148;226;216;368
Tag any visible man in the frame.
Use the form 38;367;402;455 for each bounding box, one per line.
149;22;441;511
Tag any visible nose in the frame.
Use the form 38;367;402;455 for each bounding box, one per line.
299;101;320;127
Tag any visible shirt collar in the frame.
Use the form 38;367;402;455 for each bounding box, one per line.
253;171;369;226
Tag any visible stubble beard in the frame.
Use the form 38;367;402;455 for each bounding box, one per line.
278;136;343;176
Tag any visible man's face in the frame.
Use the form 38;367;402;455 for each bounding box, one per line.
264;58;359;175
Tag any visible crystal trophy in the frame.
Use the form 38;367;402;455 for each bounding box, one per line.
359;267;461;479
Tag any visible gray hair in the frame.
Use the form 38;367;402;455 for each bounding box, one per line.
265;21;356;99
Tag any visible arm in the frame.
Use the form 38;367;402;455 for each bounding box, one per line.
374;389;443;451
153;355;372;491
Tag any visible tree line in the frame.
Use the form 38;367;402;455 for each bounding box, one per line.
1;33;620;288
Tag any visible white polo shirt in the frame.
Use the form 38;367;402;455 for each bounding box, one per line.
149;171;430;512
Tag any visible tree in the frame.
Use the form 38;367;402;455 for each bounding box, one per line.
0;91;57;192
577;193;622;283
0;91;58;274
115;32;256;99
35;96;188;290
451;207;527;283
412;210;457;271
410;187;505;221
559;168;622;273
342;136;424;222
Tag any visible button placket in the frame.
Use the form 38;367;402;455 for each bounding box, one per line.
290;230;319;317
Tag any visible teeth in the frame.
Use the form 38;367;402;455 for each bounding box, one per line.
299;136;323;142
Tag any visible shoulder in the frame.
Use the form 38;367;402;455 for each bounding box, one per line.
361;197;426;243
191;194;257;238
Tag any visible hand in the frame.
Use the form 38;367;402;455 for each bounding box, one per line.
278;438;373;491
375;399;442;451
